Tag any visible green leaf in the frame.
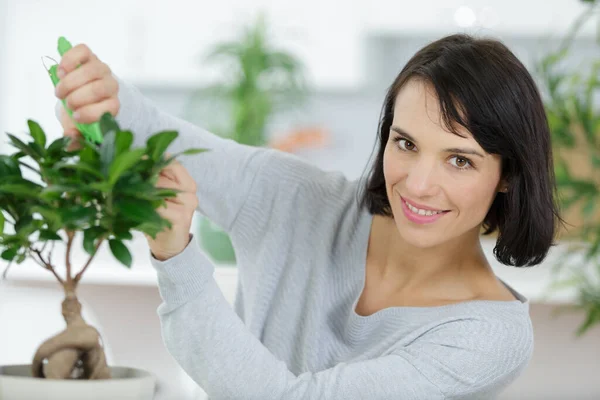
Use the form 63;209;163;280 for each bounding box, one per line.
113;226;134;241
53;160;105;179
47;137;71;158
115;130;134;157
6;133;43;161
0;155;21;177
592;153;600;169
15;216;40;237
83;226;105;255
0;182;43;197
60;206;97;227
146;131;178;161
115;198;163;224
108;148;146;185
136;220;170;239
176;148;209;157
38;230;63;241
27;120;46;149
582;196;597;217
99;130;117;177
31;205;62;231
79;143;100;166
89;181;113;193
98;112;121;136
576;307;600;337
1;247;18;261
585;238;600;261
0;211;4;235
109;238;132;268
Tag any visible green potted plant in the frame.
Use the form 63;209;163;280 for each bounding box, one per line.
537;0;600;336
0;113;205;399
185;13;309;264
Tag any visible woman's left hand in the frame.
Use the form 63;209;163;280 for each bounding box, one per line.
145;156;199;261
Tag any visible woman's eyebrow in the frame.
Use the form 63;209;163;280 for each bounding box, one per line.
390;126;485;158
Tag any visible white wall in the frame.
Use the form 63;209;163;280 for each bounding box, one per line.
0;0;9;150
1;0;597;153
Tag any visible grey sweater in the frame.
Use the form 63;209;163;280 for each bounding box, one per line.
112;78;533;399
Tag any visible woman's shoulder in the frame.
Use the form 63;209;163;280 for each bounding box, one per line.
253;149;362;213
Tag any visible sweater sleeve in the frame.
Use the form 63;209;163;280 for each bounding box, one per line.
56;76;273;232
150;235;532;400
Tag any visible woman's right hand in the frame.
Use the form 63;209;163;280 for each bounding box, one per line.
54;43;120;151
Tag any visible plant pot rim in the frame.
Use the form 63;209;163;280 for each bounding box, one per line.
0;364;155;381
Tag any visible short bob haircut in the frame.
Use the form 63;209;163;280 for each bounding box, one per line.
361;34;562;267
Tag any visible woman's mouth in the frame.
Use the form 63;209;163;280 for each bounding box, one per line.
400;196;450;224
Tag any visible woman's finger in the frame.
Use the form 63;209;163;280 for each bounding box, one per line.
161;160;197;192
71;97;120;124
64;74;117;110
156;203;186;224
58;43;96;76
56;60;111;100
155;176;185;204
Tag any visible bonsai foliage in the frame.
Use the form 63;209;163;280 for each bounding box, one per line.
0;113;206;378
537;0;600;336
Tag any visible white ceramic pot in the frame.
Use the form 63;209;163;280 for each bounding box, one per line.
0;365;156;400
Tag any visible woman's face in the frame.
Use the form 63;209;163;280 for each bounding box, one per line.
383;79;506;249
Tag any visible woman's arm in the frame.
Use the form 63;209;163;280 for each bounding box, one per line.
58;76;273;233
114;76;274;233
150;235;532;400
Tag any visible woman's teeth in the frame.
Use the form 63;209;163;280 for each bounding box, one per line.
405;201;445;216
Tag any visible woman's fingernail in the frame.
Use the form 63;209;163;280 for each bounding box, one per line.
57;68;66;79
73;112;80;121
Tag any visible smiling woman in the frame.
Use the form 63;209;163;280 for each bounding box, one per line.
363;35;560;268
53;33;560;399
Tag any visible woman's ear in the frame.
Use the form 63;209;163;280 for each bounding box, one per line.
497;179;509;193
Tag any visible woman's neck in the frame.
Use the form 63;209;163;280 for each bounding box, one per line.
368;214;490;292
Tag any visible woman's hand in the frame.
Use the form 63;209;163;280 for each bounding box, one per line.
147;156;199;261
54;43;120;151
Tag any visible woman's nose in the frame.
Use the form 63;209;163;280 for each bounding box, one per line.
404;158;441;197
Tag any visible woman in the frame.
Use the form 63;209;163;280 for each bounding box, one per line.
55;34;560;399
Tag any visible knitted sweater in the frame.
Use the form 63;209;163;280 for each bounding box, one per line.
112;78;533;399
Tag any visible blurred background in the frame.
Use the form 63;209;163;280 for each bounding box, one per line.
0;0;599;399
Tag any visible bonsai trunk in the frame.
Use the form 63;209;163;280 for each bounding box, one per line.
31;281;111;379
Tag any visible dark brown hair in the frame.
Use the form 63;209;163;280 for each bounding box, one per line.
360;34;562;267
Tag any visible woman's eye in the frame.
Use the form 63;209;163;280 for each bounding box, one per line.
398;138;415;151
450;156;472;169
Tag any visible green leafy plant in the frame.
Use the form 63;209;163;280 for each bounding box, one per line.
537;0;600;336
186;12;308;263
187;12;307;146
0;113;206;379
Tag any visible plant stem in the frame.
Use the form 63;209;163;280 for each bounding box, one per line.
1;260;14;280
65;230;75;282
73;235;106;284
30;247;64;284
18;161;42;176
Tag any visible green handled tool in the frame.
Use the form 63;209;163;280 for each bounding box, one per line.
47;36;104;145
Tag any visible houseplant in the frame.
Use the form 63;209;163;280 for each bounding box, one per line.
185;13;311;263
537;0;600;336
0;112;205;398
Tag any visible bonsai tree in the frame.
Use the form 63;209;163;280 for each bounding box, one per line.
537;0;600;335
0;113;205;379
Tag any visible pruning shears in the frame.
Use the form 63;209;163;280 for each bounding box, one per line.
43;36;104;145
